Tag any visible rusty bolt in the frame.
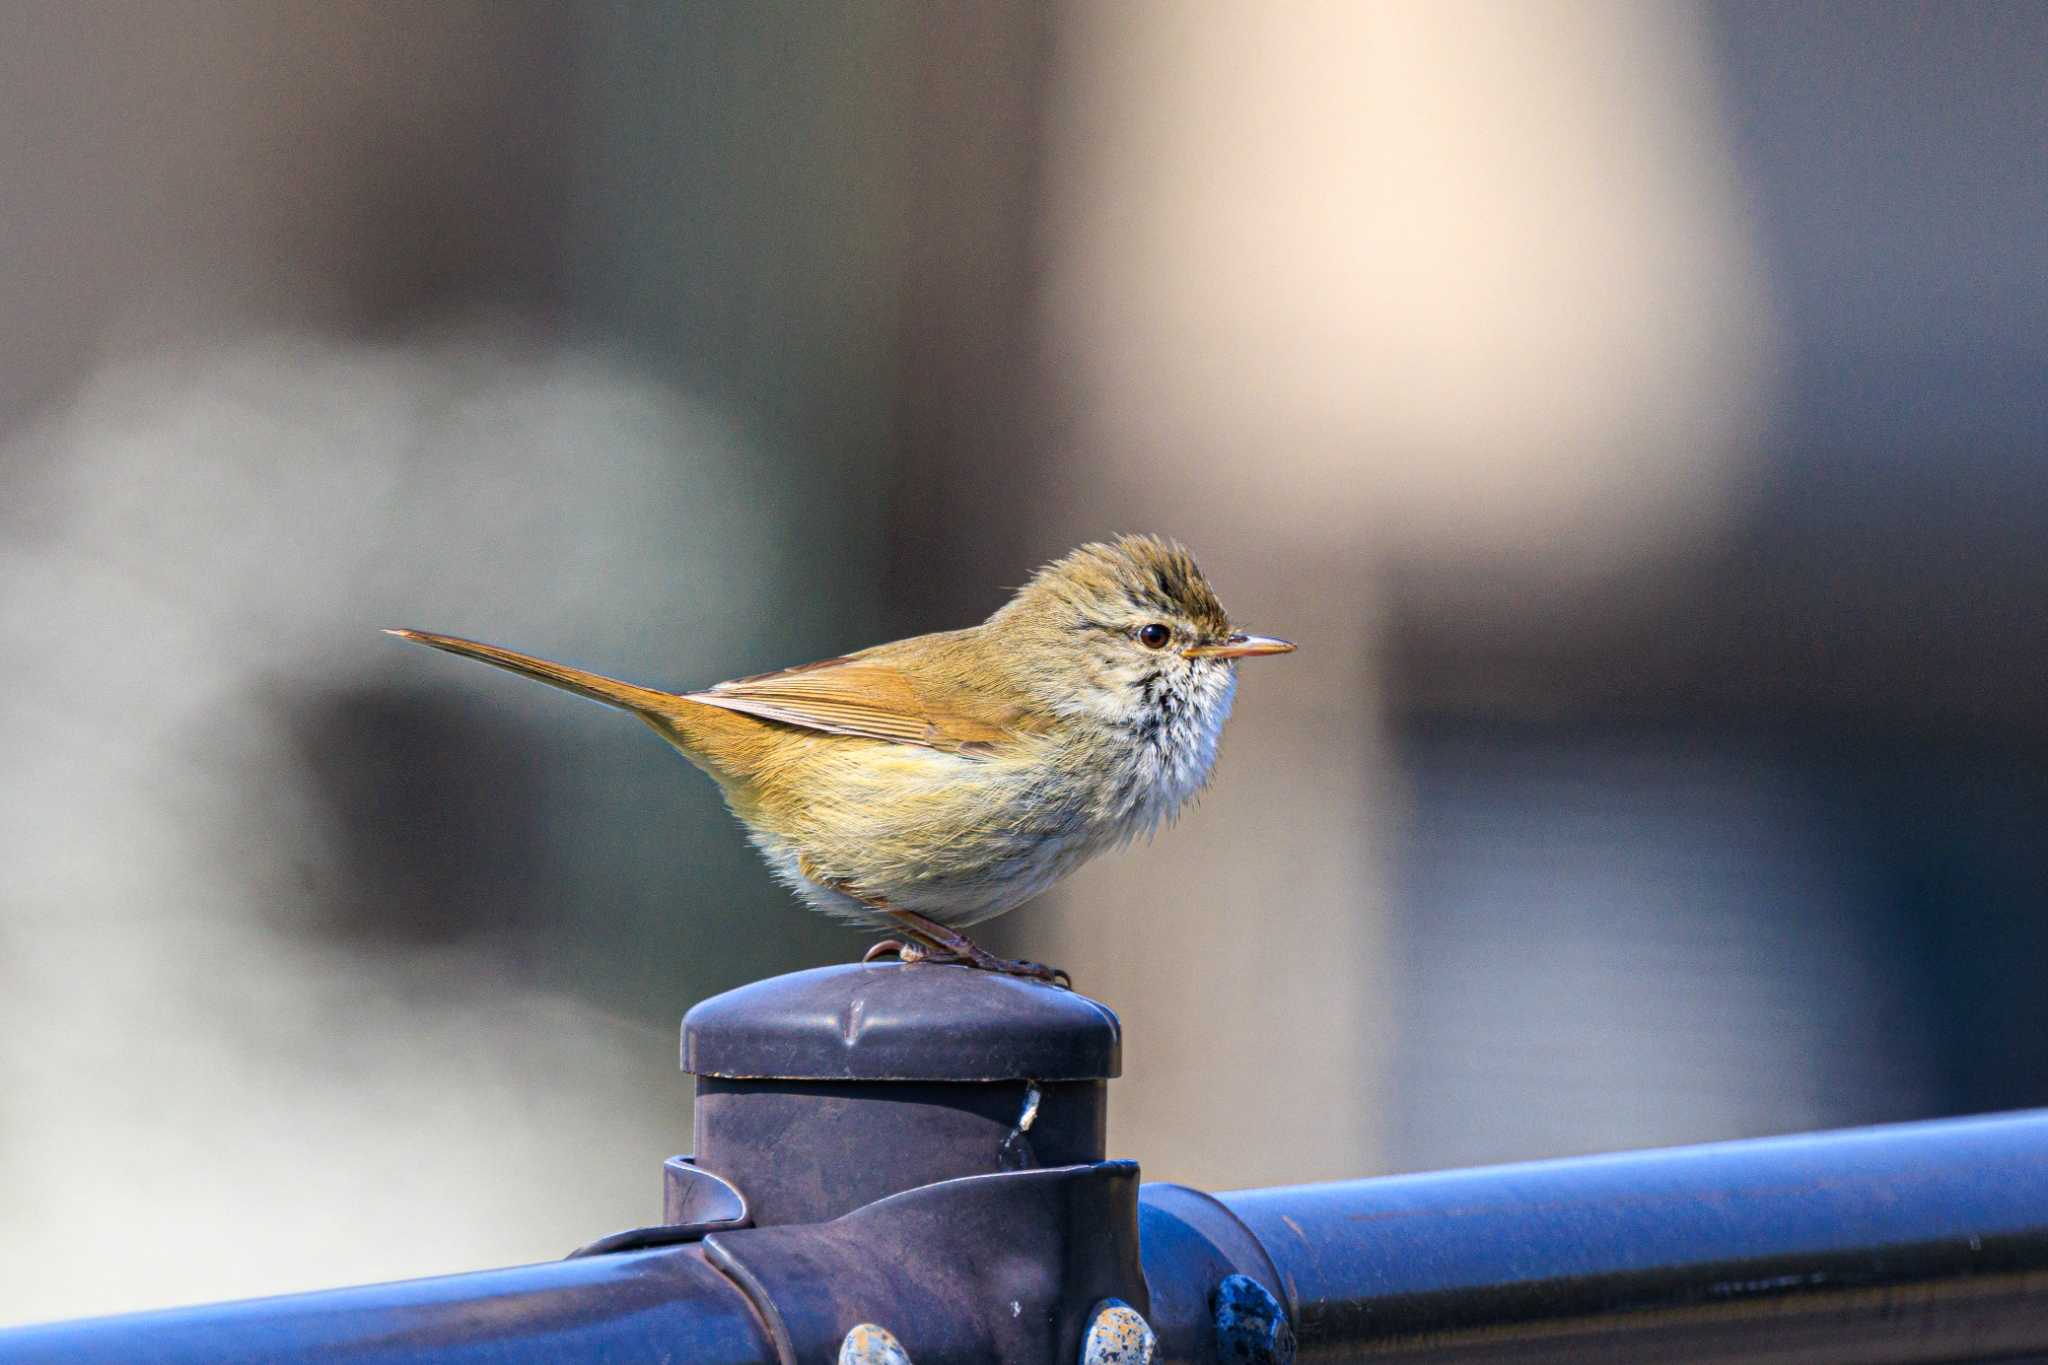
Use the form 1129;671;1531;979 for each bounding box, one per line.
840;1322;912;1365
1081;1298;1156;1364
1214;1274;1294;1364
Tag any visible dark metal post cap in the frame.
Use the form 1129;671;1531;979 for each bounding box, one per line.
682;962;1122;1081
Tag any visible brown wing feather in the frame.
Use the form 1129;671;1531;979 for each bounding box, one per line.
686;634;1034;753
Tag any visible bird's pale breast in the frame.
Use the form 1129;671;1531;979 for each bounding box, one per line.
732;731;1117;928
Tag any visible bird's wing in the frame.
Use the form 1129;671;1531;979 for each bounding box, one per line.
685;644;1037;755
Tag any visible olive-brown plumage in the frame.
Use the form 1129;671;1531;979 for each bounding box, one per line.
389;535;1293;983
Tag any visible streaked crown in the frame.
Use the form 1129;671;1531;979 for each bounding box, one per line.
1001;534;1232;642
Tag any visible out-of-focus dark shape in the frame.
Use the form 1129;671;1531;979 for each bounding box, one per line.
285;686;551;945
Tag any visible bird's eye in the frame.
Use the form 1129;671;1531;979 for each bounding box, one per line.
1138;623;1172;649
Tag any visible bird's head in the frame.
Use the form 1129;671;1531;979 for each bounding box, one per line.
989;535;1293;768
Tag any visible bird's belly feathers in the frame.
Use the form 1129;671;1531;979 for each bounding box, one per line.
751;823;1102;929
730;738;1132;929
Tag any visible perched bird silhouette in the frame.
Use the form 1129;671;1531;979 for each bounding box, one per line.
389;535;1293;984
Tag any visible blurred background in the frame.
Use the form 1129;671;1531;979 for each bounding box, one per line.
2;0;2044;1326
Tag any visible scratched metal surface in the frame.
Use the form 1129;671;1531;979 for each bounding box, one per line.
0;1246;775;1365
1222;1109;2048;1362
682;960;1122;1082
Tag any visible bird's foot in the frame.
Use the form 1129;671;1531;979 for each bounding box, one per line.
861;937;1070;988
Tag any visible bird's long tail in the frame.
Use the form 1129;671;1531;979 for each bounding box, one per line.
384;629;680;716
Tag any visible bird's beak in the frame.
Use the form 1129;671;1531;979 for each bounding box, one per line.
1184;632;1296;660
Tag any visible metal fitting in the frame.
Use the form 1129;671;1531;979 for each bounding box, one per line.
1081;1298;1156;1364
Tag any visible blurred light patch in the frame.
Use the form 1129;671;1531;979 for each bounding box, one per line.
1041;0;1779;590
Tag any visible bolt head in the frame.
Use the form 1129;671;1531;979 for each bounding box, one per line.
840;1322;912;1365
1082;1297;1157;1364
1213;1274;1295;1364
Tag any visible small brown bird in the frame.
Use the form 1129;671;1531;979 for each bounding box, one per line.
389;535;1292;984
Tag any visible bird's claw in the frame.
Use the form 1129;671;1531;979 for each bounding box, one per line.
861;940;1071;988
992;956;1069;988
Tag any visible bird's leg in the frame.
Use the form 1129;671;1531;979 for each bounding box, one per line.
821;885;1067;986
802;856;1071;986
872;905;1071;989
